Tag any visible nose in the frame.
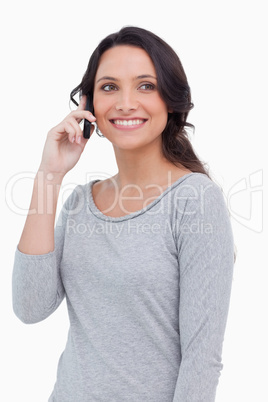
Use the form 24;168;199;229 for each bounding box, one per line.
115;90;138;112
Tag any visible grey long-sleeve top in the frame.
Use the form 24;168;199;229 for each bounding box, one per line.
12;173;234;402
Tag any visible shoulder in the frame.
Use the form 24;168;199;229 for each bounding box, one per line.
172;172;224;201
61;181;96;213
171;173;229;220
174;172;217;190
174;174;234;257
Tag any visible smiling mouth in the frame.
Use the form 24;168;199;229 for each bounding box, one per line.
111;119;147;127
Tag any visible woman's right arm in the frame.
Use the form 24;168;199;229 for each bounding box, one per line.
12;96;96;323
18;95;96;255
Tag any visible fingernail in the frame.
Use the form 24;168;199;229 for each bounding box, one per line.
77;136;81;144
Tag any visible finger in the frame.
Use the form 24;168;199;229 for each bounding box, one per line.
69;110;96;124
64;122;77;143
68;119;84;144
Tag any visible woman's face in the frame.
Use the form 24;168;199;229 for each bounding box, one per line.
93;45;169;152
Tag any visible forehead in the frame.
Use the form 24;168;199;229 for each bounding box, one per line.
95;45;156;79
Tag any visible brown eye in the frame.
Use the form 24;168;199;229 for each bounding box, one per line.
102;84;118;92
139;83;155;90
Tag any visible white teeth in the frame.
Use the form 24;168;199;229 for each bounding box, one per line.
113;119;144;126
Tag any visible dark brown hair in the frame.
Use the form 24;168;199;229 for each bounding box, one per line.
70;26;209;177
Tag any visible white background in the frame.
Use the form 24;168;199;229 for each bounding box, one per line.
1;0;267;400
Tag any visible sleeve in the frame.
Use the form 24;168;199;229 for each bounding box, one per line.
12;191;73;324
172;179;234;402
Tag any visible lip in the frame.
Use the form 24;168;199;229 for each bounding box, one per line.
109;118;148;130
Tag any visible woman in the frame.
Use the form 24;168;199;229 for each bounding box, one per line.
12;27;234;401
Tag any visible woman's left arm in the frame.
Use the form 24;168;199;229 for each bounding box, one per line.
173;179;234;402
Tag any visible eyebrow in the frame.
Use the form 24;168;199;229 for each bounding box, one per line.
96;76;118;83
137;74;157;80
96;74;157;83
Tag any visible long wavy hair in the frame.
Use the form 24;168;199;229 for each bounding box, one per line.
70;26;209;177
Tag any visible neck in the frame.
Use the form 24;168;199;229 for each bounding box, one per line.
112;142;187;190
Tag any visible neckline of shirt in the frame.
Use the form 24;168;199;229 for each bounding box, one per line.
86;172;204;222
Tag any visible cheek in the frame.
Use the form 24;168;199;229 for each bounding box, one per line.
93;97;113;137
152;101;169;127
93;97;114;129
146;95;168;117
92;97;102;120
159;114;169;134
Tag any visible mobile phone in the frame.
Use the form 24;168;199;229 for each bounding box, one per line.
83;96;93;139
